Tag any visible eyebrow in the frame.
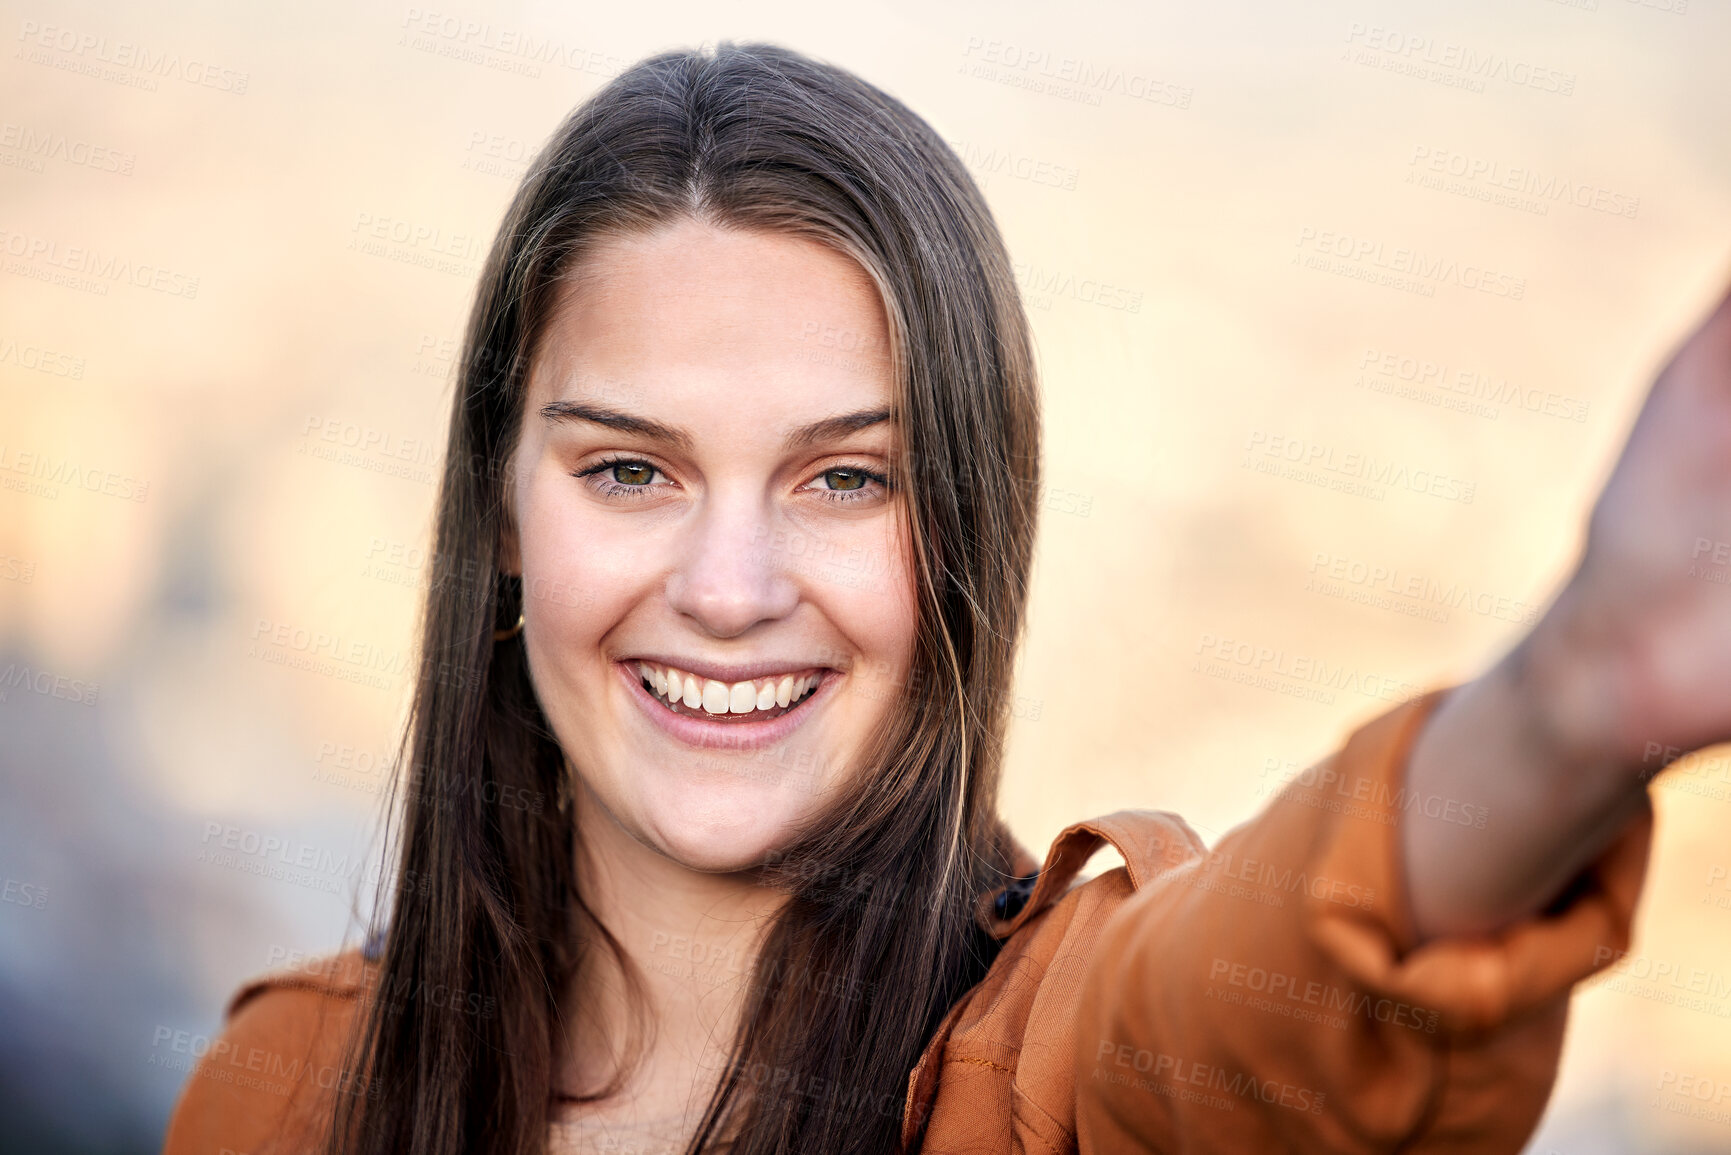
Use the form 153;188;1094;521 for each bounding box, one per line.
539;400;891;452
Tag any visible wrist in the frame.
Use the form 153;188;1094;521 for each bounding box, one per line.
1502;581;1638;784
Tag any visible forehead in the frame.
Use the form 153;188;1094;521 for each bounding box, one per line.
528;220;895;419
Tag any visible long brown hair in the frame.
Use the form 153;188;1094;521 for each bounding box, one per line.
330;41;1042;1155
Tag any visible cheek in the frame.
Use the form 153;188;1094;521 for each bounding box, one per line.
514;473;656;672
824;515;919;704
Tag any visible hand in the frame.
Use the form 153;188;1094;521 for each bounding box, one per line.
1529;285;1731;777
1403;284;1731;939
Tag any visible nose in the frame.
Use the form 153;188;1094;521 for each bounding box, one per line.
663;496;800;638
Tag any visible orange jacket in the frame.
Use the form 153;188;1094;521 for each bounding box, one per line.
161;687;1653;1153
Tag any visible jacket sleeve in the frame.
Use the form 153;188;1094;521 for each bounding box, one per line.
1074;686;1654;1154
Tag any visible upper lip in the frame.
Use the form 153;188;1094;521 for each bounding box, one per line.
621;655;838;684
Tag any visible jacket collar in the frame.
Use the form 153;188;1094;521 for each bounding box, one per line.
902;809;1208;1152
971;809;1200;939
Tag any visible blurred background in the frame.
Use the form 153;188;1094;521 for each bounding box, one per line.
3;0;1729;1150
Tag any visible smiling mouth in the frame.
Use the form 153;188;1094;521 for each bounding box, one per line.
634;661;824;723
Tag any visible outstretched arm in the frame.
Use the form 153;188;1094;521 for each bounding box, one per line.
1072;286;1731;1153
1404;284;1731;941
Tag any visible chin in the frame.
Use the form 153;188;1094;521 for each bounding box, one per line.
638;777;816;873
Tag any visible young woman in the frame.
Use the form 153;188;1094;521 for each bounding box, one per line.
164;41;1729;1155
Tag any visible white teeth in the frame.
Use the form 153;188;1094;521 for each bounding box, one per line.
642;664;822;717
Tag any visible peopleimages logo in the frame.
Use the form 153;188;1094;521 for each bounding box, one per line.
1205;958;1440;1034
1407;146;1639;219
1093;1038;1331;1113
959;36;1192;110
0;123;135;174
0;335;86;378
0;227;200;298
397;8;629;79
1294;227;1525;301
0;663;100;706
1242;429;1477;504
1355;347;1590;424
15;20;250;94
0;443;149;502
1342;23;1575;96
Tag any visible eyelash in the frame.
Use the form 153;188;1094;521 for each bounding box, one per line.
811;465;893;503
573;455;892;504
574;455;666;500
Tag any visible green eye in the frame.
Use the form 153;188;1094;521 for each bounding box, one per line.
612;461;655;485
823;468;867;491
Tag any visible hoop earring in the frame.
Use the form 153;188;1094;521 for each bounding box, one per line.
556;764;574;817
493;573;525;641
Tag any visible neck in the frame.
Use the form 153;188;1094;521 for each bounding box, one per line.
558;777;789;1106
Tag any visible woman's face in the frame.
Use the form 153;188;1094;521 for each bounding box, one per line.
505;218;918;872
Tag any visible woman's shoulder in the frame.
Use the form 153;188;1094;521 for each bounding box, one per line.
161;943;381;1155
962;807;1213;1046
225;945;376;1017
900;809;1208;1148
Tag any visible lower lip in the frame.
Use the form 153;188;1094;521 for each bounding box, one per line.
617;662;834;750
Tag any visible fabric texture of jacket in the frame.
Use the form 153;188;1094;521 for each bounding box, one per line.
161;685;1654;1153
